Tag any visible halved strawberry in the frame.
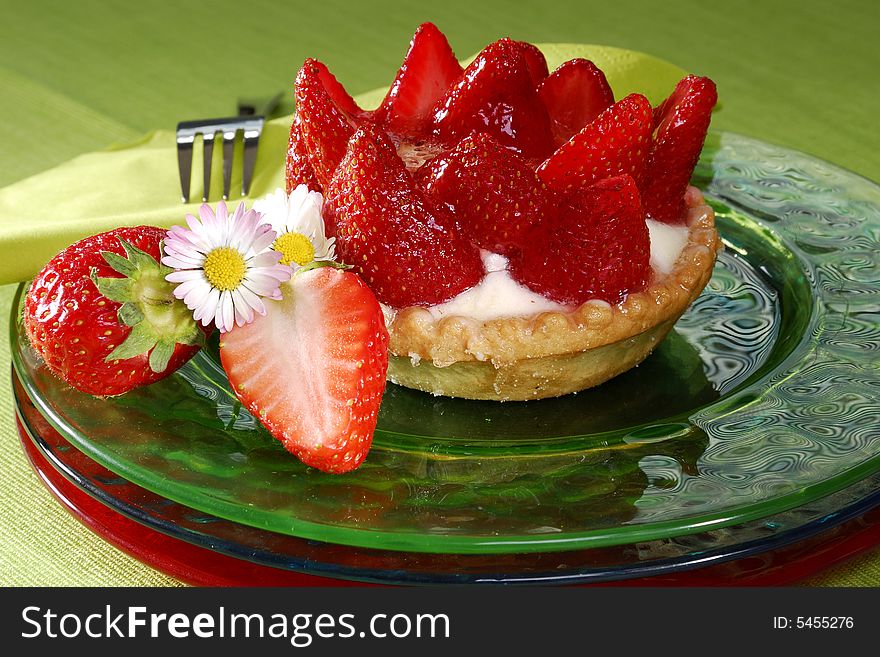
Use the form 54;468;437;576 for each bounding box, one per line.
294;58;357;189
417;131;552;256
324;125;483;308
372;22;463;139
539;58;614;146
537;93;653;194
429;39;554;160
285;114;319;192
510;39;549;87
510;174;650;305
220;266;388;474
308;59;364;118
643;75;717;224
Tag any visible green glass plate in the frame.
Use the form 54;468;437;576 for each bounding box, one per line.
11;132;880;554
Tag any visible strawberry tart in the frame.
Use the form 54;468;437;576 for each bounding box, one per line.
286;23;722;400
22;24;721;474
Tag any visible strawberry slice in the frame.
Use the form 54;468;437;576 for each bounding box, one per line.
373;22;463;139
537;93;653;194
510;174;650;305
643;75;717;224
417;131;552;256
285;114;320;192
294;58;357;189
429;39;554;160
325;125;483;308
220;266;389;474
308;59;364;117
539;58;614;146
510;40;549;87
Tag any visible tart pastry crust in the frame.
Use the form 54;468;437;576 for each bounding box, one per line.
385;187;722;401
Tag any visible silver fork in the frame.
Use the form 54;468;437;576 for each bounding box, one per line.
175;116;264;203
175;94;282;203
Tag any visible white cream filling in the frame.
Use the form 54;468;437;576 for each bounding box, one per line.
646;219;689;275
384;221;689;323
427;251;569;322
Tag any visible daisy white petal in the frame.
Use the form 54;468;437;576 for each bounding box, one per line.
229;204;256;249
162;247;205;266
252;188;289;234
230;289;253;326
166;225;204;249
219;291;236;333
251;250;285;268
184;283;212;311
162;255;204;270
236;284;267;317
230;292;247;327
214;200;229;224
187;211;212;241
193;286;220;324
249;225;279;255
165;269;205;283
244;269;290;290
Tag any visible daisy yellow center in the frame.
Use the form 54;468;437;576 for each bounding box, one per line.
274;231;315;266
203;247;247;291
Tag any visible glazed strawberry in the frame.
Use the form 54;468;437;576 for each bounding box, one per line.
539;58;614;146
307;58;364;117
510;39;549;87
325;125;483;308
537;93;653;194
294;59;357;189
285;115;319;192
429;39;554;160
220;266;388;474
24;227;205;397
643;75;717;224
417;131;552;256
373;22;463;139
510;174;650;305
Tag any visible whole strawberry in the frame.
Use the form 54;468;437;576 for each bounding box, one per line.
24;226;205;397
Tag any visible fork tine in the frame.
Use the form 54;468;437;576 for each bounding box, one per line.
178;116;266;203
241;119;263;196
221;128;237;200
175;129;195;203
201;131;216;202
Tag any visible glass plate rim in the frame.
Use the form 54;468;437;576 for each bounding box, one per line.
14;380;880;585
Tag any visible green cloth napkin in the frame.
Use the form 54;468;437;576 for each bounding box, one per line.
0;44;686;287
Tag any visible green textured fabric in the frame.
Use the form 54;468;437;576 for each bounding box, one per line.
1;0;878;587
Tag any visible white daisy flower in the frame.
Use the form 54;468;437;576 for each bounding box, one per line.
162;201;292;333
252;185;336;268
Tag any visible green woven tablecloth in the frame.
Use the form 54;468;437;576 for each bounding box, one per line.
1;0;878;586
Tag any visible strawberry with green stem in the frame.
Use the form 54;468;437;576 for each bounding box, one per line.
24;226;205;397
